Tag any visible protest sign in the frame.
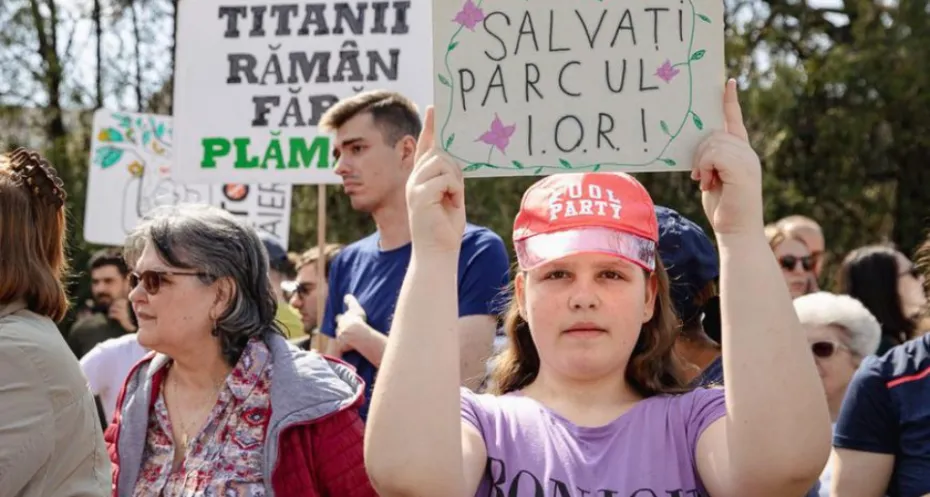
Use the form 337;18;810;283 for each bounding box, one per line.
84;110;292;247
432;0;725;177
172;1;433;185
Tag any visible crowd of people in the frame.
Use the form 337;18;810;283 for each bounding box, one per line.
0;82;928;497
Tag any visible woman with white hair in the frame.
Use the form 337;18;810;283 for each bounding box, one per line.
793;291;882;496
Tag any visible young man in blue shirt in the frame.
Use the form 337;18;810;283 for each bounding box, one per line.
319;90;510;420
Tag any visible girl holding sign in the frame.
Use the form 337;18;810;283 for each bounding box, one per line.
364;81;831;496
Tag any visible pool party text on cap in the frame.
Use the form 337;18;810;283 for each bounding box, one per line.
547;183;622;221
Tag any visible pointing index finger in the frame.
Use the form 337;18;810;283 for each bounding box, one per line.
414;106;436;164
723;79;749;142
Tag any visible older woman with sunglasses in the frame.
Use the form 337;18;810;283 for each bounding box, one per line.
104;204;376;497
793;291;881;496
767;225;818;298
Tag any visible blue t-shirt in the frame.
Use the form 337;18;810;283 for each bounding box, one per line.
322;224;511;420
833;333;930;497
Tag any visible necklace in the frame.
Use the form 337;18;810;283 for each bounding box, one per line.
169;367;225;452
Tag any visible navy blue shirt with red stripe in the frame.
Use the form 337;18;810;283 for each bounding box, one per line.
833;333;930;497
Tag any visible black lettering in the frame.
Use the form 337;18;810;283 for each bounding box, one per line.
260;52;284;85
597;113;616;150
298;4;329;35
219;202;248;216
289;51;331;83
457;69;475;112
487;457;506;497
249;5;267;36
526;113;534;156
639;59;659;92
483;12;510;62
227;53;258;84
611;9;636;46
558;61;581;97
644;7;670;46
525;63;542;102
371;1;389;33
510;470;544;497
555;115;583;153
270;4;299;36
640;108;648;144
678;8;684;42
605;59;627;93
279;97;306;127
550;479;572;497
548;10;569;52
576;9;606;49
258;219;282;237
367;49;399;81
391;1;411;34
333;2;368;35
515;11;539;56
252;96;280;126
258;192;286;209
307;94;339;126
259;184;289;194
630;490;658;497
218;6;247;38
481;65;508;107
597;491;619;497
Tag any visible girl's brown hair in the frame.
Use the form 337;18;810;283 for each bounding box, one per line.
489;254;693;397
0;148;69;321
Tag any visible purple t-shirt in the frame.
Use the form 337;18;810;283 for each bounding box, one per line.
461;387;727;497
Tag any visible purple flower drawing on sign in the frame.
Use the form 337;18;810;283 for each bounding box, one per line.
476;114;516;154
654;60;680;83
453;0;485;31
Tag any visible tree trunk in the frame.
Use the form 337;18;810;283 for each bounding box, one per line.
94;0;103;109
131;0;143;112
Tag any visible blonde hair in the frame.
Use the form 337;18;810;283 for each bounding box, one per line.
0;148;70;321
489;255;692;397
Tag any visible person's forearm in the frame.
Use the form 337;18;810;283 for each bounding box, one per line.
365;251;466;496
718;233;832;485
352;323;387;368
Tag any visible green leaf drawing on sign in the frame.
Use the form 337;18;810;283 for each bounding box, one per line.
698;14;711;23
512;160;524;169
448;41;458;51
98;127;124;143
142;130;152;145
559;158;572;168
593;164;601;171
463;163;483;172
155;123;166;138
691;50;706;61
659;158;677;166
445;133;455;149
534;167;544;174
660;120;671;136
692;113;704;130
438;74;451;87
95;146;124;168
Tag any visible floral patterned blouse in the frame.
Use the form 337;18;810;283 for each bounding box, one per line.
132;339;273;496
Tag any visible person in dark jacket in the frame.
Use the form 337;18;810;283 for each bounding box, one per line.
104;204;375;497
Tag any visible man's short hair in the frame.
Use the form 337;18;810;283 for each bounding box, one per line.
89;248;130;276
296;244;344;279
319;90;421;146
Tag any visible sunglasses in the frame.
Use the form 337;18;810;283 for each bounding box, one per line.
779;255;814;272
810;340;848;359
130;270;207;296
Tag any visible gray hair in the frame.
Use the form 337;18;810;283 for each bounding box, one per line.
793;291;882;358
124;203;280;365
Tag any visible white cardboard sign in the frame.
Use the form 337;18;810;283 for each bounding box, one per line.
84;110;293;248
432;0;725;177
172;0;433;185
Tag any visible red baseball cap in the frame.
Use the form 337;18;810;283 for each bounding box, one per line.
513;172;659;271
